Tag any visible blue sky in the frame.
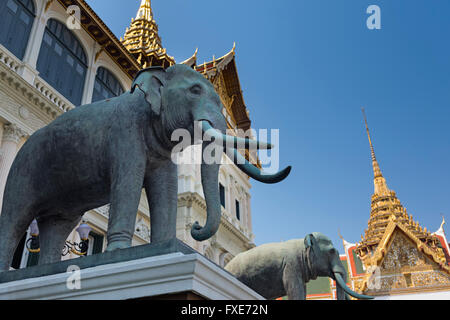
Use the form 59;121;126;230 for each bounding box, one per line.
86;0;450;252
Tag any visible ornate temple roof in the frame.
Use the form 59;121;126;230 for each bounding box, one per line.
192;44;252;132
336;109;450;297
356;109;437;255
121;0;175;68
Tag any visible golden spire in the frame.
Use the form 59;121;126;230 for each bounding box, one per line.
356;109;436;257
122;0;175;68
361;108;390;196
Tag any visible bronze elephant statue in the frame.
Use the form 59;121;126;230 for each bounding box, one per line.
0;64;291;270
225;232;373;300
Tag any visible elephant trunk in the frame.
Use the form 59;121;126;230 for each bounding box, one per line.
190;141;222;241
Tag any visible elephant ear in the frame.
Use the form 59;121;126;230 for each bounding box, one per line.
131;66;166;116
304;233;318;250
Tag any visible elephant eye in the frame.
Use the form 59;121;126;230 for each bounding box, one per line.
190;84;202;95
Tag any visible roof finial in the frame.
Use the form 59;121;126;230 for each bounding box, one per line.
362;107;377;164
440;215;446;231
137;0;152;20
338;229;356;249
361;108;390;195
338;229;344;240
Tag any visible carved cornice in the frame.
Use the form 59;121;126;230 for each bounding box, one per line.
2;123;27;144
178;192;206;211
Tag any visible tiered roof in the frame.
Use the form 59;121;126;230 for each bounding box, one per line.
121;0;175;68
303;111;450;299
182;44;252;132
342;110;450;297
356;109;441;257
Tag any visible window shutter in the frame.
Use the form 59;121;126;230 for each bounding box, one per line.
36;19;87;106
0;0;34;60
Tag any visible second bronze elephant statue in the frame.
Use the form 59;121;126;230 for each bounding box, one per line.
225;232;373;300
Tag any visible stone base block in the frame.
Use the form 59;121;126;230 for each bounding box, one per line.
0;240;264;300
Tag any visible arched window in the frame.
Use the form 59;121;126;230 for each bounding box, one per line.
219;183;226;208
36;19;87;106
0;0;35;60
92;67;125;102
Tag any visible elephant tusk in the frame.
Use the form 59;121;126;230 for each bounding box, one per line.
227;147;291;184
200;120;273;150
334;273;374;300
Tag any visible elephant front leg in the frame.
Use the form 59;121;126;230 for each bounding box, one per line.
144;160;178;243
106;161;146;252
283;263;306;300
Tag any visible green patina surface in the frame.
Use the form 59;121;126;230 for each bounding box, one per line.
307;277;332;295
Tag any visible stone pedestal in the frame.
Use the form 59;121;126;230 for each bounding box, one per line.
0;239;264;300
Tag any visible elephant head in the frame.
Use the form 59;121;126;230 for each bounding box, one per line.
304;232;373;300
130;64;291;241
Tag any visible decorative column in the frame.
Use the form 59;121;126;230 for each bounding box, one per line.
78;28;99;105
81;63;97;105
19;1;47;84
0;124;27;211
